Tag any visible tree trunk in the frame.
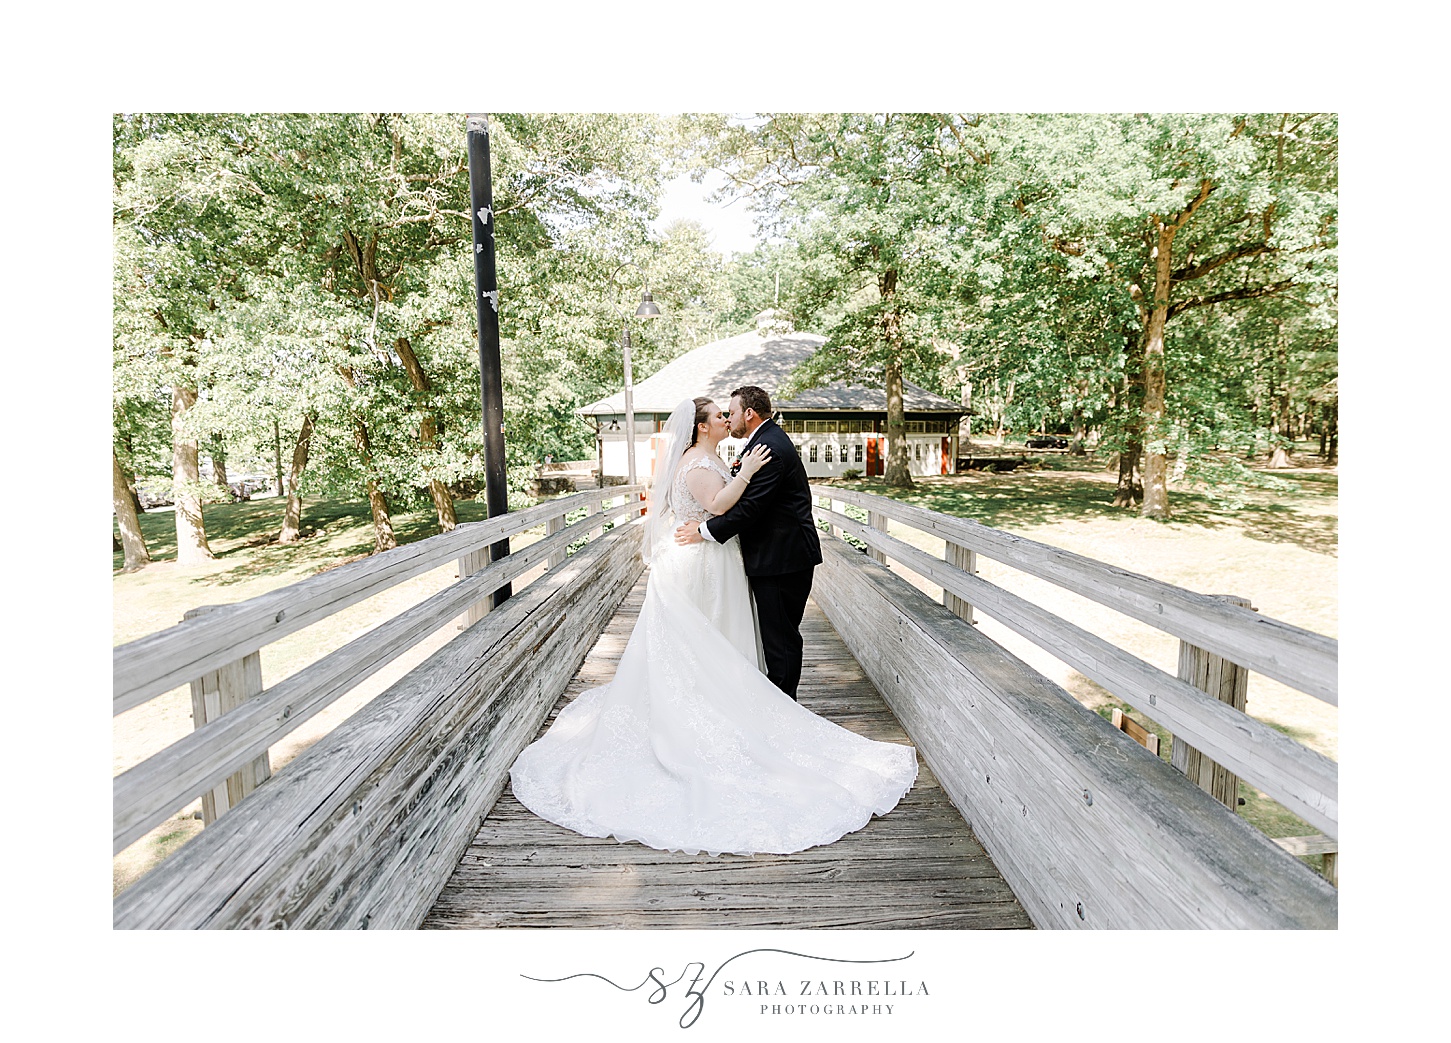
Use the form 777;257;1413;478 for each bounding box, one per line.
1113;438;1143;507
995;377;1015;444
210;435;231;495
337;365;398;552
394;336;456;532
884;358;912;487
1113;327;1145;508
421;434;456;531
171;385;215;564
1326;404;1338;464
118;429;146;514
279;412;315;543
878;269;913;488
1271;326;1294;440
1140;223;1175;519
1070;399;1087;455
353;417;397;552
1267;320;1292;467
274;418;285;497
1318;403;1329;458
112;449;151;572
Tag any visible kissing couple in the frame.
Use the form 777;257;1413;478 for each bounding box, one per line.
510;386;917;856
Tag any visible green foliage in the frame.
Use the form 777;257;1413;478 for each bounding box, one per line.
114;112;1337;543
719;243;805;330
113;113;731;536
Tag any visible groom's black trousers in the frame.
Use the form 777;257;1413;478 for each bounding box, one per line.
750;567;815;701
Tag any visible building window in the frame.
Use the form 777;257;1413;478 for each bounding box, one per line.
914;443;921;460
795;445;802;457
825;444;834;463
809;445;818;462
854;443;863;463
907;421;926;434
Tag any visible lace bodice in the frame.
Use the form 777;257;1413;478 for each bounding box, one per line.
671;453;730;526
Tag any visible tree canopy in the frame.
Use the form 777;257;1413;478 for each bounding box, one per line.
114;112;1337;568
114;112;732;556
696;112;1337;506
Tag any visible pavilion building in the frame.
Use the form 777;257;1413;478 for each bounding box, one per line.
579;313;968;482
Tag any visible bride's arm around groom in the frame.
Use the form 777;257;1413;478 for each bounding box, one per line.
691;418;820;573
675;386;821;699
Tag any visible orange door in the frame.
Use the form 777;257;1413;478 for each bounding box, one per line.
866;436;882;476
942;437;950;475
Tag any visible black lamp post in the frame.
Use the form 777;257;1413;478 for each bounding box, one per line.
610;262;661;487
467;113;510;608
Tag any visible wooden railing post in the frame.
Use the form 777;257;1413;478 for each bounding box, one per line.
457;547;492;626
583;493;603;541
1171;594;1254;809
829;497;844;540
943;535;978;625
867;509;888;565
546;509;567;569
183;605;270;825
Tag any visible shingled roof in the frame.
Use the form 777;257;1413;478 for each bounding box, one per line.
579;322;965;416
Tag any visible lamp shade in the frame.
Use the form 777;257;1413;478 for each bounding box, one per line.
635;290;662;318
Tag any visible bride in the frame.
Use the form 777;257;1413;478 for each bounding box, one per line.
508;396;918;856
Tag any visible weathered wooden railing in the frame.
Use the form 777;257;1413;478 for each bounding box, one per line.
113;475;1337;930
810;485;1337;929
113;486;646;928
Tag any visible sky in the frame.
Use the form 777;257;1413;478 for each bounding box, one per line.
652;167;764;258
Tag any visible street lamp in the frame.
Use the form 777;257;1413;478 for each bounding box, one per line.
610;261;661;487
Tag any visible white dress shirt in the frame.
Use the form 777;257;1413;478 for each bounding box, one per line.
700;422;768;543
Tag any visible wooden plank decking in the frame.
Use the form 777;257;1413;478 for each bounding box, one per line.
422;569;1032;930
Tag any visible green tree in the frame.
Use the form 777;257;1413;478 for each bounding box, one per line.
704;113;974;487
116;113;695;552
964;112;1337;516
113;113;263;563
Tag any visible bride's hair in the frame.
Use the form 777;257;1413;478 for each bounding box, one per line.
646;397;709;564
688;397;715;448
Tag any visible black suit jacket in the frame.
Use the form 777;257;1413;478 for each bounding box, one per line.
703;420;822;577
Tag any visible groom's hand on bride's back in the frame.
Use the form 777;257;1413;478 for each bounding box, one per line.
674;519;704;545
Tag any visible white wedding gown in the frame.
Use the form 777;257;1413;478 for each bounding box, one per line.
508;453;918;856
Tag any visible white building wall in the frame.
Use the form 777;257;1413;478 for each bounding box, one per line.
599;429;956;481
714;433;951;479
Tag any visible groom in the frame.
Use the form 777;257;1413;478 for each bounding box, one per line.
675;385;822;700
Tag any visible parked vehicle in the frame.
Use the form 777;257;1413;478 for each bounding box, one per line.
135;486;173;509
229;475;274;499
1025;435;1069;449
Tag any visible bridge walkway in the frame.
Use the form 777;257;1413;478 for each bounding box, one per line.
423;570;1032;930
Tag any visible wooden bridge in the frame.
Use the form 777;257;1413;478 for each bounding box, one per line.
112;484;1338;930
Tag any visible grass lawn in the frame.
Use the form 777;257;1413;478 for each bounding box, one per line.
817;442;1338;871
114;444;1338;891
112;492;551;894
